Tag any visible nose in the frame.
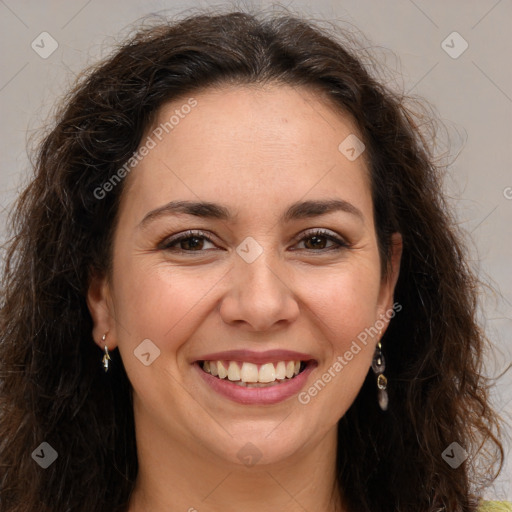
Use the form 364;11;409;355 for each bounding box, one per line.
218;246;300;332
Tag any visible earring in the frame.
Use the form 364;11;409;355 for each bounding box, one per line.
101;333;111;373
372;336;388;411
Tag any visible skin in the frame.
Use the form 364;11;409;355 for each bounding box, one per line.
87;84;402;512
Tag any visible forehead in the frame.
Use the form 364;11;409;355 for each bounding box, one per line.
119;84;372;222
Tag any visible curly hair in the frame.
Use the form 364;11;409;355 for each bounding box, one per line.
0;8;505;512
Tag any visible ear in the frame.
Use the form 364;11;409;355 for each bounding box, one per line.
376;232;403;333
87;270;118;350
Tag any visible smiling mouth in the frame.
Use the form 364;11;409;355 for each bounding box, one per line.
199;360;309;388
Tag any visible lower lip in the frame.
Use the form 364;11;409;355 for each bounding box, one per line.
194;362;316;405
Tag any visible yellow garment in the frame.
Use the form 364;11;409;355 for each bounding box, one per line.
479;501;512;511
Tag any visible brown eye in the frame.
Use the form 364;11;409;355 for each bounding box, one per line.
302;234;329;250
176;236;206;251
159;230;216;252
294;229;348;252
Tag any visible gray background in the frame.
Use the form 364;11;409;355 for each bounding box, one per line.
0;0;510;499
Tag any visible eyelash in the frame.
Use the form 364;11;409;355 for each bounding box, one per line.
159;229;349;254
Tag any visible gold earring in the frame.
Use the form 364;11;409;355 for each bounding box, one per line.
372;333;388;411
101;333;111;373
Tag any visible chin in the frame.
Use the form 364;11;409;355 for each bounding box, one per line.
195;416;318;467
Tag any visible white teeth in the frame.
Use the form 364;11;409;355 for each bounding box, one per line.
240;362;259;382
258;363;276;383
201;360;305;384
275;361;286;380
286;361;295;378
217;361;228;379
227;361;241;381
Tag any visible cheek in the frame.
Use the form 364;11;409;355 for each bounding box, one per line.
111;257;229;355
110;263;227;418
297;262;382;342
293;266;380;409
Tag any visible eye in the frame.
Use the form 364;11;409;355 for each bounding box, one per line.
293;228;348;252
159;230;217;252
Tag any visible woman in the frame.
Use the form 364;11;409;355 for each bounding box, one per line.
0;8;509;512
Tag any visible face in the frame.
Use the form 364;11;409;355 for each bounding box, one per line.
88;84;401;468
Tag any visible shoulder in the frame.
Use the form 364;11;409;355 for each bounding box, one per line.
478;501;512;512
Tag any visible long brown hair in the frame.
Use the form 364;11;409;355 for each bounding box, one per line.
0;7;505;512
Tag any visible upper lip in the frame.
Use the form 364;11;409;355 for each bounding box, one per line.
195;349;315;364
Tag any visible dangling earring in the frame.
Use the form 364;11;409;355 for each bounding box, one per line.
101;333;111;373
372;334;388;411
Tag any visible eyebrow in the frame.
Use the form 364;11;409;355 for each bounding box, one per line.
138;198;364;229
